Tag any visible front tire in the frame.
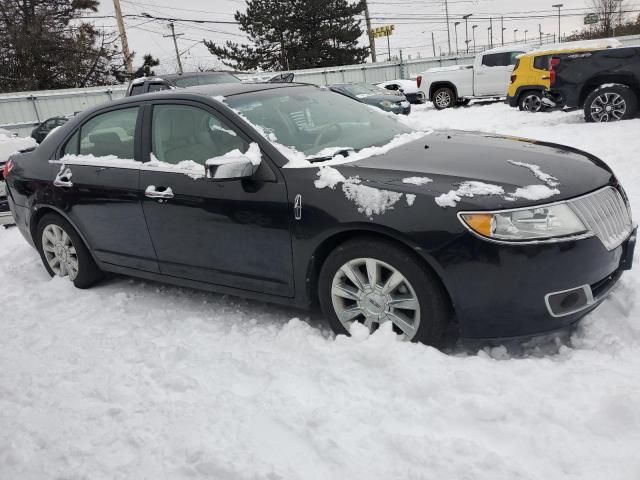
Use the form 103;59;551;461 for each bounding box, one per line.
318;238;449;345
36;213;103;289
584;84;638;123
518;90;545;112
432;87;456;110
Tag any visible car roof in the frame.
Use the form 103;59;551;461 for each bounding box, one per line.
161;71;238;81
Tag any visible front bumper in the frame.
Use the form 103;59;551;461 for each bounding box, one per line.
439;229;635;340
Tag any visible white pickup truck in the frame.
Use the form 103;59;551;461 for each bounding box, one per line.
417;46;528;109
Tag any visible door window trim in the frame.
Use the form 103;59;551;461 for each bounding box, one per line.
54;104;144;165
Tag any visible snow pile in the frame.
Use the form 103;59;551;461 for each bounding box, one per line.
402;176;433;186
436;181;505;208
315;166;405;216
0;129;36;161
507;184;561;201
507;160;560;187
58;153;138;168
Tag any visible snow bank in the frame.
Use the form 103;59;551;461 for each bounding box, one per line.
0;130;36;161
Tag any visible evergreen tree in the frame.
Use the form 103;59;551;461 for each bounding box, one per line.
205;0;369;71
0;0;124;92
132;54;161;79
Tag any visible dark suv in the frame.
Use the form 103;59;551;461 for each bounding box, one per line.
549;46;640;122
126;71;242;96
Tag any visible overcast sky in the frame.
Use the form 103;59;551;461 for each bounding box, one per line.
94;0;635;73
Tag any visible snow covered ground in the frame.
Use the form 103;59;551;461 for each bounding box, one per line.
2;103;640;479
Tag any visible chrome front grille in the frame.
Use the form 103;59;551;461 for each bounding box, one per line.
569;186;633;251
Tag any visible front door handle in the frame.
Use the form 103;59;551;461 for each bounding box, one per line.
53;167;73;188
145;185;174;199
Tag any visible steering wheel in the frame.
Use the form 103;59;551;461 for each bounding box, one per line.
313;123;343;148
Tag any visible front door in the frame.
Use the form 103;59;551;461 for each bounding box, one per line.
139;102;294;297
53;105;159;272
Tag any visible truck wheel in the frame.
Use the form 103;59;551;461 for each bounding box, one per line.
584;84;638;123
432;87;456;110
518;91;545;112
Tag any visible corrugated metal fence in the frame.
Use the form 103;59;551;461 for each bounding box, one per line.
0;53;475;137
2;33;639;137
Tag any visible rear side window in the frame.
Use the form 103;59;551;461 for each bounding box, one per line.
78;108;138;159
129;84;144;96
533;55;551;71
62;130;80;156
481;53;507;67
147;82;169;93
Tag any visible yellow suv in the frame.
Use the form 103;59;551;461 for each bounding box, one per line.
507;40;621;112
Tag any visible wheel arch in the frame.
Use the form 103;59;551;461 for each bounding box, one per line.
429;81;459;101
515;85;544;103
578;75;639;106
29;205;100;265
305;226;456;317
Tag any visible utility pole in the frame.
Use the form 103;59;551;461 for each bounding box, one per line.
112;0;133;74
552;4;563;42
363;0;377;62
165;22;184;74
501;16;504;46
514;29;518;43
539;24;542;45
472;25;477;52
444;0;452;55
524;29;528;43
463;14;472;54
432;32;436;57
489;18;493;48
454;22;460;54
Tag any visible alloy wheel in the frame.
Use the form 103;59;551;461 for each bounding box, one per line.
522;94;542;112
331;257;421;340
590;93;626;122
435;91;452;109
41;224;79;280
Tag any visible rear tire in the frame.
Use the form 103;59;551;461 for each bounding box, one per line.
518;90;545;112
432;87;456;110
318;238;449;346
584;84;638;123
36;213;104;289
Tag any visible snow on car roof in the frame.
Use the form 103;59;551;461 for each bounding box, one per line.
526;38;622;56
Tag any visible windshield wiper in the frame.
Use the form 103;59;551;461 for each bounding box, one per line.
307;148;355;163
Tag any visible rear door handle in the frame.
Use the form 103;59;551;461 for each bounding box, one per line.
145;185;174;199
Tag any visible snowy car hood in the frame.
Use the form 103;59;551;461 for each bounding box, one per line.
345;131;616;210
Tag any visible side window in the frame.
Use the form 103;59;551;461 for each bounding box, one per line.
129;84;144;96
147;82;169;93
62;130;80;156
79;108;138;159
481;53;505;67
507;52;523;65
533;55;551;71
151;104;248;165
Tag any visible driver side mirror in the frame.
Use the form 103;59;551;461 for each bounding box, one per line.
206;153;258;181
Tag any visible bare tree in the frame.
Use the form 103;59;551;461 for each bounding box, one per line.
589;0;625;37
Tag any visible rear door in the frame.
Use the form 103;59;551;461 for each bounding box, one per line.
53;105;159;272
139;101;294;297
475;51;523;96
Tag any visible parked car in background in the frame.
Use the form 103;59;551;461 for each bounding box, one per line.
377;79;426;104
417;46;527;109
4;83;635;345
126;71;242;96
507;39;622;112
329;82;411;114
31;116;70;143
548;45;640;122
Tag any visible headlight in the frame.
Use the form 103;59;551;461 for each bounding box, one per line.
459;203;590;242
379;100;396;108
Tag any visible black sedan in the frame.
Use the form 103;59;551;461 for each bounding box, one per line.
31;116;70;143
329;82;411;114
4;83;635;345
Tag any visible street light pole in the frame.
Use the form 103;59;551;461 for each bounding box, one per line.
444;0;452;55
454;22;460;54
463;14;472;54
524;29;528;43
552;4;563;42
514;29;518;43
472;24;477;53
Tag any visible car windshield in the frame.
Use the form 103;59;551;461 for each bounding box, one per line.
225;87;414;157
